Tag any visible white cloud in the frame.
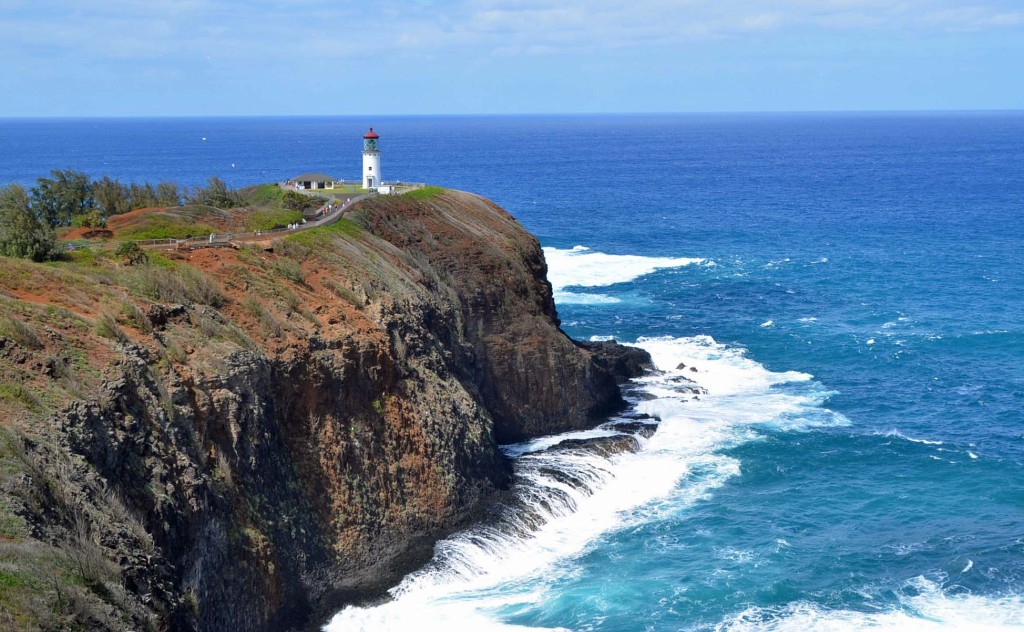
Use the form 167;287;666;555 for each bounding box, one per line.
1;0;1021;70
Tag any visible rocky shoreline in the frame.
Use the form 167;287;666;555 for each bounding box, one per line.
0;188;654;631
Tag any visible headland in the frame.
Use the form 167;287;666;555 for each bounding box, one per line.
0;185;649;631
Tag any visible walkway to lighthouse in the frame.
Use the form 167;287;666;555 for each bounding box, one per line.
132;191;378;252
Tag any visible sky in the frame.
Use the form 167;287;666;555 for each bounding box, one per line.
1;0;1022;116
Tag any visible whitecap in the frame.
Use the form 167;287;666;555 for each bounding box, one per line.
551;290;621;305
761;320;775;328
542;245;702;293
881;430;944;446
715;576;1024;631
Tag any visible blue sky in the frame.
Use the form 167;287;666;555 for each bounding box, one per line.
1;0;1022;116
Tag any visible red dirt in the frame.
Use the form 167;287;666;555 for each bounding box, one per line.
106;206;167;230
62;227;113;240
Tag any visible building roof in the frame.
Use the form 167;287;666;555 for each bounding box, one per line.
290;173;335;182
363;127;379;139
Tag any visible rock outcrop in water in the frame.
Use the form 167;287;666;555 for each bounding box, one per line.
0;189;648;631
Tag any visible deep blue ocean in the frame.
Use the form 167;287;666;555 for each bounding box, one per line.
2;113;1023;630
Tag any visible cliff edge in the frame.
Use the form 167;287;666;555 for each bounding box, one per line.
0;188;646;631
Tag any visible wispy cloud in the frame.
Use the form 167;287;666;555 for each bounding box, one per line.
3;0;1022;68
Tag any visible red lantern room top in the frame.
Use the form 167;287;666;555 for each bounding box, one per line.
363;127;379;139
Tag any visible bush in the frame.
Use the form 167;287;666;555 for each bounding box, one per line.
94;312;127;342
122;265;224;307
114;241;149;265
0;382;41;412
282;190;326;213
272;256;305;284
71;210;106;229
0;184;58;262
118;301;152;333
0;315;44;350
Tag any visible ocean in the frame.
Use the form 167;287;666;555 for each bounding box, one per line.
2;113;1023;631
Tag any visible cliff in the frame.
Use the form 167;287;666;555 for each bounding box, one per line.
0;188;646;631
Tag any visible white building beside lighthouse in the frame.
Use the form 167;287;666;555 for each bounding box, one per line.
362;127;381;190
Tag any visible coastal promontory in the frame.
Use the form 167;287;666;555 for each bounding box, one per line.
0;187;644;631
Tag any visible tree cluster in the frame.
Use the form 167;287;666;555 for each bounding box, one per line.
281;190;327;213
0;169;243;261
0;184;57;261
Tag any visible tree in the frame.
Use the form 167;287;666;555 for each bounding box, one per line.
155;181;181;206
31;169;94;227
114;241;149;265
0;184;57;261
93;176;131;216
73;210;107;229
190;177;238;209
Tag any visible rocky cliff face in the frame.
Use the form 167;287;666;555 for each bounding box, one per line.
0;189;645;631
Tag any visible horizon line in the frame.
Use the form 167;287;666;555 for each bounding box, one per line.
1;108;1023;121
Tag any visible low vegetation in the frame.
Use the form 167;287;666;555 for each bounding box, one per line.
402;185;445;200
120;263;225;307
114;216;218;241
244;208;304;232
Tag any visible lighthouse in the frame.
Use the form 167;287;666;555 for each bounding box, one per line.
362;127;381;190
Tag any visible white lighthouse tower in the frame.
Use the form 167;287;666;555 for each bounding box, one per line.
362;127;381;190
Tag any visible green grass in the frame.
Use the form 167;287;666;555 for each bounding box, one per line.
120;263;225;307
244;208;304;232
116;217;218;241
62;248;100;266
283;218;365;251
402;185;445;200
0;316;43;350
0;383;41;412
244;183;285;206
0;571;27;588
271;257;305;284
312;183;364;195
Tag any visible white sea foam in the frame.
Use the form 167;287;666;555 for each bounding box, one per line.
716;576;1024;631
542;245;703;304
551;291;621;305
881;430;945;445
324;335;845;631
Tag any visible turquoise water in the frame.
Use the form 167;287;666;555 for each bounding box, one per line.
3;113;1023;630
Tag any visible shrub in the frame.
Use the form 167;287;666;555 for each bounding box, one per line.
114;241;149;265
0;315;44;350
0;383;41;412
243;296;282;338
272;256;305;284
118;301;152;333
94;312;127;342
0;184;58;262
123;265;224;307
71;210;106;229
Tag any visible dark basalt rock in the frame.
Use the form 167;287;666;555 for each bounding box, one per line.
577;339;655;383
546;434;643;458
605;421;659;439
4;189;644;632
